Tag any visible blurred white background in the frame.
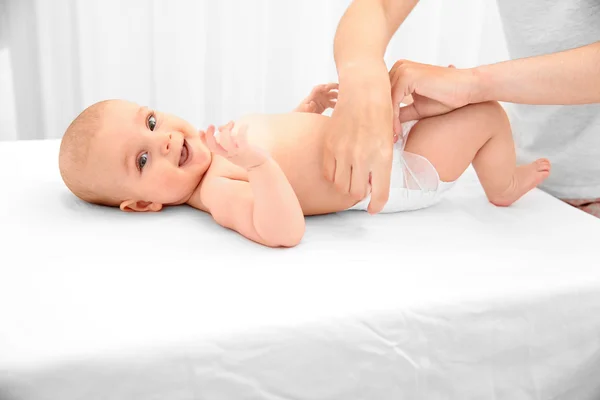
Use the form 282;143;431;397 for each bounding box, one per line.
0;0;509;141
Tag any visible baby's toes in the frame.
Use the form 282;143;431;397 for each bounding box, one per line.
535;158;551;172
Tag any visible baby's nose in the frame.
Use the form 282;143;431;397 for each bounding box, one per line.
161;133;172;155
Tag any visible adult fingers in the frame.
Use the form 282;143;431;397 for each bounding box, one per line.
333;159;352;195
322;146;337;182
367;151;392;214
390;73;408;133
398;103;421;123
349;163;370;201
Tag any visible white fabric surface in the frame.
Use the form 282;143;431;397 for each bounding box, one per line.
1;139;600;400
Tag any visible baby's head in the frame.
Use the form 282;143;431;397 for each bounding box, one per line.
59;99;211;212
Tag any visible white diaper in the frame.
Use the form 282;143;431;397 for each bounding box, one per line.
347;120;455;213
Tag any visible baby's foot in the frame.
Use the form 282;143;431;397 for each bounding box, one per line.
490;158;551;207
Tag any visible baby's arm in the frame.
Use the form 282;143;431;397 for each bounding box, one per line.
294;83;338;114
195;124;304;248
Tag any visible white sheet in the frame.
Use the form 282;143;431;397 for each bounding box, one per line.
1;139;600;400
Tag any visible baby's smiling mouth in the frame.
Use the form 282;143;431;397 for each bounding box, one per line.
178;140;190;167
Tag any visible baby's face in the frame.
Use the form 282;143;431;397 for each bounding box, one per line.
89;100;211;210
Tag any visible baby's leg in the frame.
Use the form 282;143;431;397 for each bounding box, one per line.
404;101;550;206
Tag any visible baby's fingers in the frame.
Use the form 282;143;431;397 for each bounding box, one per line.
205;125;228;156
325;82;339;92
310;85;324;97
218;120;235;131
217;125;235;151
306;101;318;113
233;124;249;149
204;126;218;149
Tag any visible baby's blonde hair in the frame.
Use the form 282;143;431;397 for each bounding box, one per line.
59;100;120;206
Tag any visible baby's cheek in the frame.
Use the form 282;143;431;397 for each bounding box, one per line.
158;170;195;198
158;172;183;191
148;172;174;197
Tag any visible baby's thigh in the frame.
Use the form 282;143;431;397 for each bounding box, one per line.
403;102;507;182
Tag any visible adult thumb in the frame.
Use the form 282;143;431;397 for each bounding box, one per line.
398;103;420;122
391;91;406;134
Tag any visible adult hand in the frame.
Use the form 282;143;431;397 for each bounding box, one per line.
389;60;479;133
324;60;394;214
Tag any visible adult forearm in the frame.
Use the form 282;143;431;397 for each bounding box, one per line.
248;159;305;247
334;0;418;76
474;41;600;105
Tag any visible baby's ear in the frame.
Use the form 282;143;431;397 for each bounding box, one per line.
120;199;163;212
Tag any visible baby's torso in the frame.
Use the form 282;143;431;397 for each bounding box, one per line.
221;112;359;215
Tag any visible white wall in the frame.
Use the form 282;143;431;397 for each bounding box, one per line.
0;0;509;141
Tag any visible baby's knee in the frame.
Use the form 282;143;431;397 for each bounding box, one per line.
469;101;509;126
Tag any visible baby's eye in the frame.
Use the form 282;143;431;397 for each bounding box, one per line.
148;114;157;131
137;152;148;171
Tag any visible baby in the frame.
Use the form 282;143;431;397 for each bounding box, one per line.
59;75;550;248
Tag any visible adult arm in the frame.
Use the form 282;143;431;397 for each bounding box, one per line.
475;41;600;105
396;41;600;122
326;0;419;214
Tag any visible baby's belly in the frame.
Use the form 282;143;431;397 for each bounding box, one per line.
274;150;359;215
240;112;360;215
292;173;359;216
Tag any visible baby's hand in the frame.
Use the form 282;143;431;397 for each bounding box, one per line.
295;83;338;114
204;122;269;170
